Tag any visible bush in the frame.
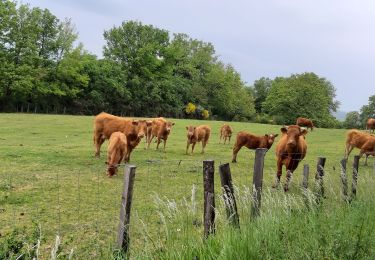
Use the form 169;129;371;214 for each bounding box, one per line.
255;114;273;124
184;102;196;115
202;109;209;119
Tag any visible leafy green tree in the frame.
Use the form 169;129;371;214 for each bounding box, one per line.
103;20;171;115
360;95;375;127
0;1;78;112
344;111;361;129
252;77;272;114
164;33;216;109
263;72;340;127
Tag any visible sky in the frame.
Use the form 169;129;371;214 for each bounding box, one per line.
26;0;375;112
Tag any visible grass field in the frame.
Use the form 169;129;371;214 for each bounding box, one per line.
1;113;375;259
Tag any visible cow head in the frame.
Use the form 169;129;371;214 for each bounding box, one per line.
265;133;278;147
165;121;175;134
186;126;196;141
133;120;152;138
105;162;118;177
281;125;307;148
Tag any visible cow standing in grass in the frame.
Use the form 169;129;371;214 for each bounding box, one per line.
232;132;278;163
147;117;175;150
106;132;127;177
219;124;233;144
93;112;151;161
273;125;308;191
366;118;375;133
296;117;314;131
345;129;375;166
186;125;211;154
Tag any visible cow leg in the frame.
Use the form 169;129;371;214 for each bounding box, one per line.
359;149;368;166
192;142;196;154
156;137;161;150
147;135;154;149
219;133;222;144
232;144;242;163
186;141;190;155
201;141;206;154
125;145;133;163
228;136;231;144
144;134;148;149
163;139;167;151
345;144;354;160
94;135;105;158
224;136;227;145
272;158;283;188
284;170;292;192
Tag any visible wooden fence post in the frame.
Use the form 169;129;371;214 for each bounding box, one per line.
352;155;359;198
251;148;268;218
117;165;136;254
301;164;310;207
219;163;239;228
203;160;215;238
315;157;326;204
340;158;348;202
302;164;309;189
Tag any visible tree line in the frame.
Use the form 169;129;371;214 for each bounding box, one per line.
1;0;372;128
343;95;375;129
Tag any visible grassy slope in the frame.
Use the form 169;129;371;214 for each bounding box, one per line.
0;113;374;258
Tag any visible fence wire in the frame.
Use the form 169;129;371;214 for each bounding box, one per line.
1;153;375;258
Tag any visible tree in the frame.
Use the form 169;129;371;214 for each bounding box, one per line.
359;95;375;127
344;111;361;129
103;20;171;115
263;72;340;127
0;1;78;112
252;77;272;114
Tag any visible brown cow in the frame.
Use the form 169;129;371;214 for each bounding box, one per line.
106;132;127;177
219;124;233;144
232;132;278;163
273;125;308;191
366;118;375;133
147;117;175;150
186;125;211;154
296;117;314;131
345;129;375;166
93;112;151;161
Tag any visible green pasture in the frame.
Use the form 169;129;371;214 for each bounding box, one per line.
0;113;374;259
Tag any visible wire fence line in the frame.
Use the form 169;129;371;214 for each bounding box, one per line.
1;153;374;258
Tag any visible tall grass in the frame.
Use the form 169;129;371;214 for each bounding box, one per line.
129;172;375;259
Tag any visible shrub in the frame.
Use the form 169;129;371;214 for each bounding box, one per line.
185;102;196;115
202;109;209;119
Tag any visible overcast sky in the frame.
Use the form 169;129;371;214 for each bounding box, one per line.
26;0;375;112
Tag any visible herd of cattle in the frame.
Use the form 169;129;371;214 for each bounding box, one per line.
93;112;375;191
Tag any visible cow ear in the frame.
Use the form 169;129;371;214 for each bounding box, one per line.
194;127;196;130
146;120;152;126
171;122;175;126
274;134;279;138
300;128;308;136
280;126;288;134
132;120;139;125
105;161;108;165
186;126;189;130
265;134;269;138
